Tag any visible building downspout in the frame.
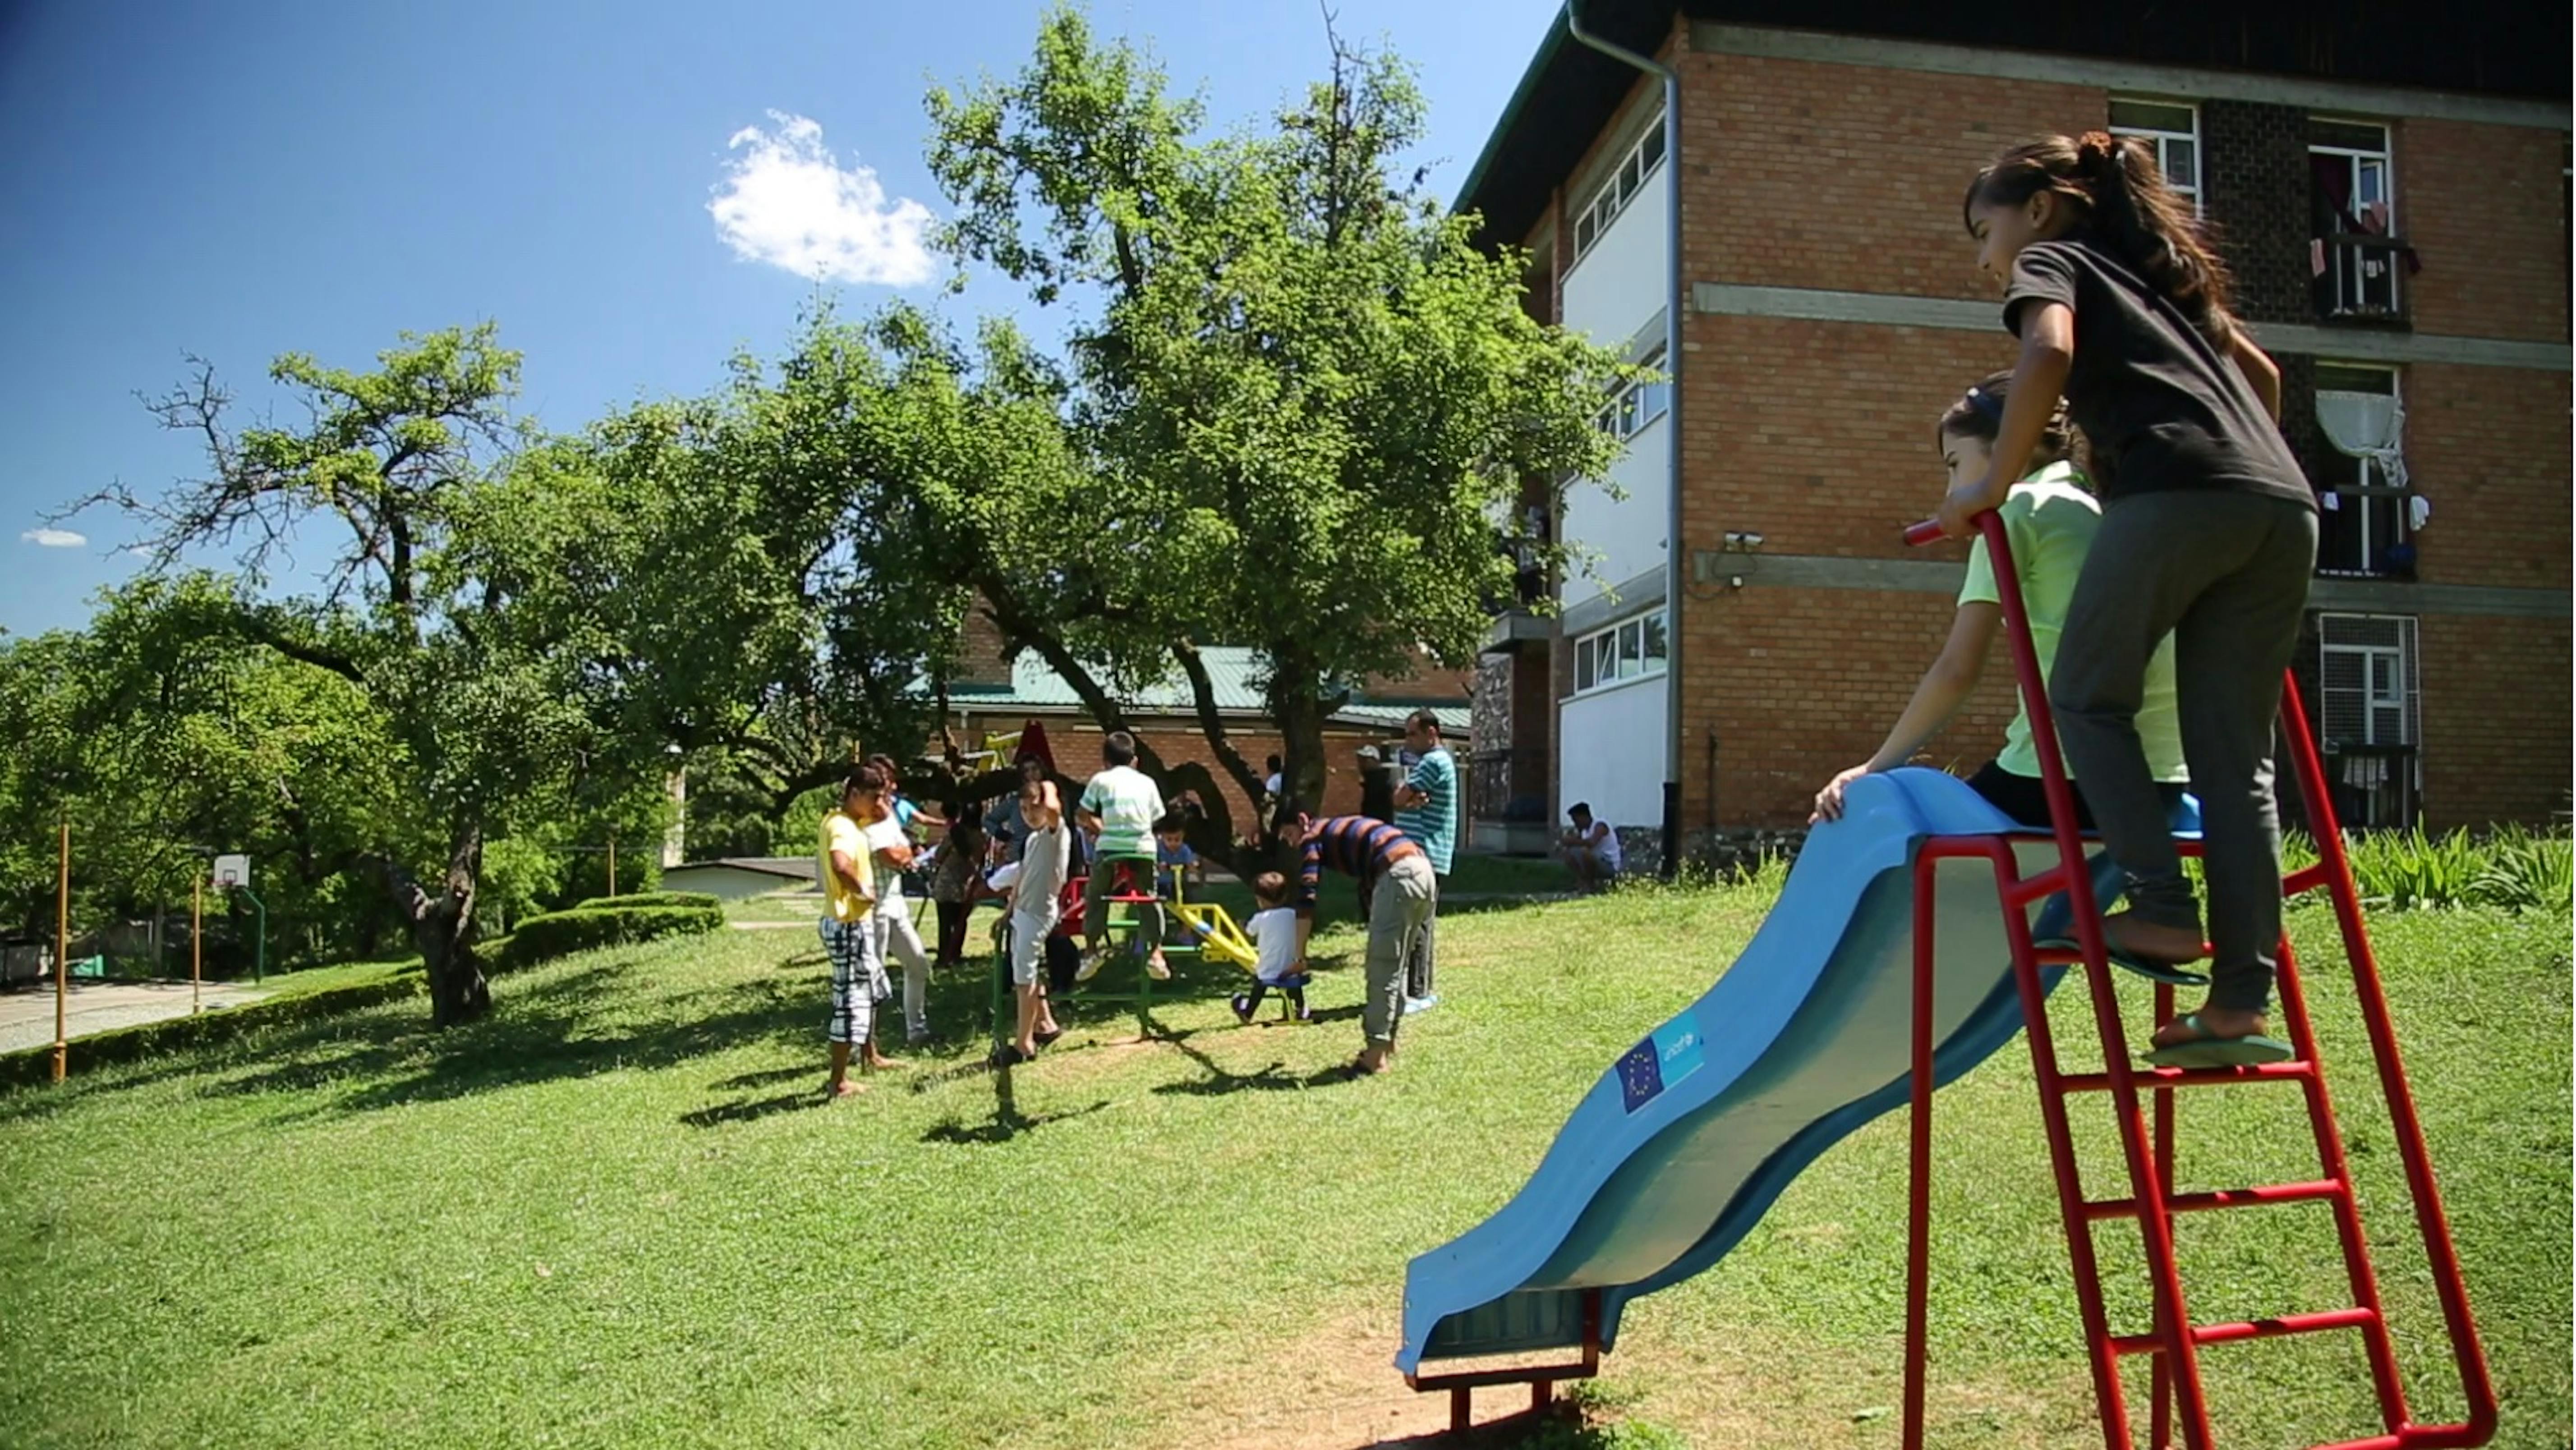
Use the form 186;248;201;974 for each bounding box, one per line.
1565;1;1684;879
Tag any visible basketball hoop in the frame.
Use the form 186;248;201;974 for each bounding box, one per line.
212;854;249;891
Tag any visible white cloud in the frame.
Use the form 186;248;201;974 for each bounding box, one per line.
23;528;84;548
708;112;935;287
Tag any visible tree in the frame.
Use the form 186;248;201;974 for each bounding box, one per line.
63;327;612;1024
921;8;1629;859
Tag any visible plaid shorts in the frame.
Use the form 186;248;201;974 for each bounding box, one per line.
821;917;890;1045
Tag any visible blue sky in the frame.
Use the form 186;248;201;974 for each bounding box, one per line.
0;0;1562;635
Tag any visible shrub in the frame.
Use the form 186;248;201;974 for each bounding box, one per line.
2277;826;2573;913
501;902;724;969
575;891;722;913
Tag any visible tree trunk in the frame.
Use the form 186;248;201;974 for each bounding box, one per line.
397;824;488;1028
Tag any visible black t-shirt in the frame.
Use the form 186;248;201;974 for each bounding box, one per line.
2004;238;2314;509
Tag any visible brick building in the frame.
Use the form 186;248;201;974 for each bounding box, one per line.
933;604;1468;827
1463;1;2570;858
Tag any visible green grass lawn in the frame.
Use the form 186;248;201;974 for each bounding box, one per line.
0;884;2564;1450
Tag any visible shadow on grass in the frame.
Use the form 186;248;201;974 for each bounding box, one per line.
1150;1032;1360;1098
920;1062;1109;1145
204;957;820;1120
679;1090;826;1129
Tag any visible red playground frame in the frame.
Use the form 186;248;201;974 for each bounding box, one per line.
1895;512;2495;1450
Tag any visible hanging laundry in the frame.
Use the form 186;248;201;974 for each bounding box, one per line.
2409;495;2432;530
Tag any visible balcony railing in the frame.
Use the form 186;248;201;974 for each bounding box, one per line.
2314;233;2409;324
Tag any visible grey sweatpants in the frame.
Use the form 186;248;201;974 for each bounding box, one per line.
2047;490;2317;1014
1364;855;1438;1045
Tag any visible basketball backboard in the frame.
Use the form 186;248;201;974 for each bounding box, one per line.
212;854;249;890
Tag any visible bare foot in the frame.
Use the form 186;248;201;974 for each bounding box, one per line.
2104;912;2208;965
864;1051;908;1071
1352;1049;1392;1076
827;1079;865;1098
2152;1007;2271;1051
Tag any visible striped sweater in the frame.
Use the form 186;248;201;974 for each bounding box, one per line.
1293;816;1422;915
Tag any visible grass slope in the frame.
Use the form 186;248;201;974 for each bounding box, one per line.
0;886;2564;1449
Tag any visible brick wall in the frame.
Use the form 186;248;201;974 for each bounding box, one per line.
2201;100;2314;327
2401;119;2571;344
2417;613;2573;827
2404;362;2571;592
1677;47;2103;302
947;710;1399;826
1681;583;2022;828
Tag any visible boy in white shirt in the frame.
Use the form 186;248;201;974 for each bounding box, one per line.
1075;730;1167;980
998;779;1071;1065
862;754;934;1043
1228;872;1312;1023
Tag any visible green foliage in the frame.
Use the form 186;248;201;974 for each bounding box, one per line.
2277;826;2574;913
576;892;722;913
918;7;1632;842
498;901;722;969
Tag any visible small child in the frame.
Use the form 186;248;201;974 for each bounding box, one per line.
928;799;986;970
1152;812;1201;898
999;778;1071;1065
1230;872;1311;1024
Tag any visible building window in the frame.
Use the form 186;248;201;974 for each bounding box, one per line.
2312;362;2413;578
2109;98;2199;211
1571;609;1668;695
2316;613;2420;829
2310;119;2405;321
1571;115;1665;263
1593;348;1670;438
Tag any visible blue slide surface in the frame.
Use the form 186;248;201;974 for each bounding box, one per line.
1398;767;2187;1373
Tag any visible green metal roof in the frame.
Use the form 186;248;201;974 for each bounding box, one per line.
938;647;1467;733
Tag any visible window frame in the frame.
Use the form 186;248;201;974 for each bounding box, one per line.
1569;112;1668;266
1593;347;1671;441
2309;117;2397;234
1568;609;1670;699
2311;362;2409;578
2316;613;2420;749
2108;97;2202;213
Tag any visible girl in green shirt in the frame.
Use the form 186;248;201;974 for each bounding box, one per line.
1811;372;2188;830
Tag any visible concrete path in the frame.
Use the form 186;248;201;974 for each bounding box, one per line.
0;979;269;1055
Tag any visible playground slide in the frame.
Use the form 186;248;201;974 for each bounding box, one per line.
1398;767;2192;1373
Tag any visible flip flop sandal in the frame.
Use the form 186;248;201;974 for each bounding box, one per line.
2141;1013;2296;1069
1033;1027;1065;1047
2035;934;2210;987
988;1044;1033;1068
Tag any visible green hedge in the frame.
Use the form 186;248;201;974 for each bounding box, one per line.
575;891;722;913
500;902;724;970
0;964;426;1092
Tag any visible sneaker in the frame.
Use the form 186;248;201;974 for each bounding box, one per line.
1229;993;1255;1025
1074;946;1107;983
906;1027;933;1046
1293;1000;1314;1023
1403;994;1439;1016
1145;953;1171;981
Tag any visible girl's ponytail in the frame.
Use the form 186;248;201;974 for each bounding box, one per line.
1966;132;2242;346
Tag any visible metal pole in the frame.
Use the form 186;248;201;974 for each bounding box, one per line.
51;815;67;1083
1565;0;1684;880
191;872;202;1015
607;830;617;898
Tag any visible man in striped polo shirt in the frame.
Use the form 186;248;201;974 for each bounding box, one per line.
1285;808;1437;1076
1391;711;1456;1011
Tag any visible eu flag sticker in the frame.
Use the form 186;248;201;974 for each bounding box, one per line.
1616;1039;1664;1113
1620;1019;1707;1115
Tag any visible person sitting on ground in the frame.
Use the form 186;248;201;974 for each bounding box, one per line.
998;778;1071;1065
1282;805;1436;1077
819;766;894;1097
1075;731;1168;982
1230;871;1311;1024
1558;803;1623;894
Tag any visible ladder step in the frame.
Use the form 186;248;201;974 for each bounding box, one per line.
2059;1061;2313;1093
2108;1305;2380;1357
2084;1178;2346;1222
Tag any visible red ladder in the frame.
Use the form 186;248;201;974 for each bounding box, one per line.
1895;514;2495;1450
